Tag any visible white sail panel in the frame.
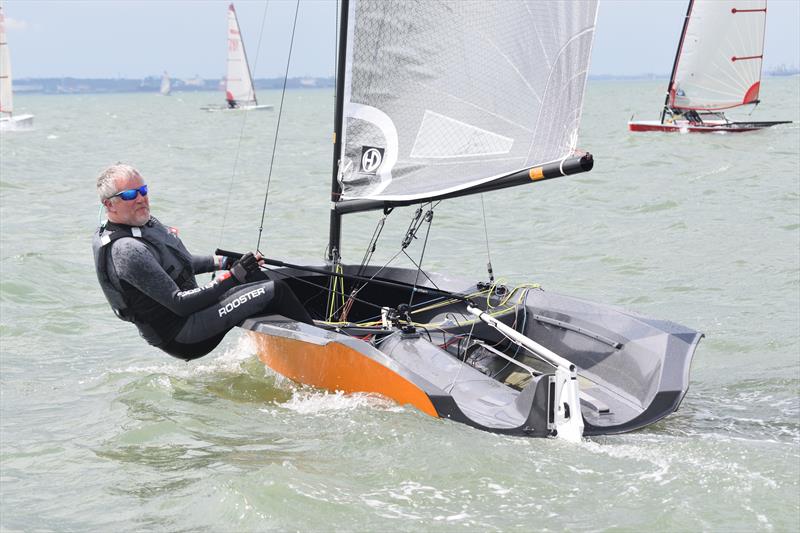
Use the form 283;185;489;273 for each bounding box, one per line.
410;111;514;159
225;3;256;105
0;5;13;115
339;0;598;202
670;0;766;111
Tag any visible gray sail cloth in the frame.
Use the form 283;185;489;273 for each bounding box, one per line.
339;0;598;201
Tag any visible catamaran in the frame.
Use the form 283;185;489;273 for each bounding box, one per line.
0;3;33;131
629;0;791;133
223;0;703;440
202;3;272;112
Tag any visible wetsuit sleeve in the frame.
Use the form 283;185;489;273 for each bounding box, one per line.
191;254;217;274
111;238;239;317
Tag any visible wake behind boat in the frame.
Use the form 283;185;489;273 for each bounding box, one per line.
0;4;33;131
201;3;273;112
221;0;703;441
629;0;791;133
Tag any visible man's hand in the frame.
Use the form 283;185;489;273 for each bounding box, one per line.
230;252;263;283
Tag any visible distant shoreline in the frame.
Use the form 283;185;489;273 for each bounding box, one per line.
12;70;798;95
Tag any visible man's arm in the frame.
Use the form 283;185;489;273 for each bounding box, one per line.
191;254;217;274
111;239;238;317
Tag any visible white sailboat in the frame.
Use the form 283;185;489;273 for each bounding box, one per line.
160;71;171;96
630;0;790;132
202;3;272;112
217;0;703;440
0;4;33;131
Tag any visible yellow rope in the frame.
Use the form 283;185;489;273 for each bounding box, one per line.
318;282;542;329
326;263;346;322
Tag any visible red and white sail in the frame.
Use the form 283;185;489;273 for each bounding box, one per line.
225;3;257;105
669;0;767;111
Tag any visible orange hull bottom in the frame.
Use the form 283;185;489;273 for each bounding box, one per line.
247;330;439;418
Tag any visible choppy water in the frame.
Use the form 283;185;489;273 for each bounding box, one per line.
1;79;799;531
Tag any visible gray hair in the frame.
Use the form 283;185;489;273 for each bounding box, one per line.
96;163;140;201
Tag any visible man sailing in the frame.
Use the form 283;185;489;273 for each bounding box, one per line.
92;163;312;360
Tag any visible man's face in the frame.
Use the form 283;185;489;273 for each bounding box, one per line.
105;172;150;226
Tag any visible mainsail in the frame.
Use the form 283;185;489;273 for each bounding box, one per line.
0;3;14;116
668;0;767;112
337;0;598;202
225;3;257;106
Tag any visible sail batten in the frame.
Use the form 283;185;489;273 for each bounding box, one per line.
337;0;598;203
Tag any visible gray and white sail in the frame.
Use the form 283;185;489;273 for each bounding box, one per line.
669;0;767;111
225;3;257;106
338;0;598;202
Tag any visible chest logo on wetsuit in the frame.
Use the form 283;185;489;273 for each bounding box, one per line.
218;287;266;317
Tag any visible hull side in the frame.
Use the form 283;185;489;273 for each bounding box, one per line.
246;328;439;417
629;119;789;133
0;114;34;131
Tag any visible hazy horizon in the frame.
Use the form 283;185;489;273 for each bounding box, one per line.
4;0;799;80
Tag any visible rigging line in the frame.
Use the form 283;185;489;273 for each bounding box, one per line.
400;250;441;291
218;1;271;247
340;213;389;321
480;194;494;283
407;205;435;309
264;266;387;315
255;0;301;252
357;214;388;276
331;246;407;320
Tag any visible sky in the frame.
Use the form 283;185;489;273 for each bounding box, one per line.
3;0;799;80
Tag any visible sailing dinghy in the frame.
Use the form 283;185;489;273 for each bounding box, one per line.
629;0;791;133
0;4;33;131
229;0;702;440
202;3;273;112
160;71;171;96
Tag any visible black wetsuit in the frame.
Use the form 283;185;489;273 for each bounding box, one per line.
93;218;311;360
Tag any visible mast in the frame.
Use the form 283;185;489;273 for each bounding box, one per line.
327;0;349;262
661;0;694;124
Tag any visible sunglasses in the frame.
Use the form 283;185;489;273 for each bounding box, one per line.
110;184;148;201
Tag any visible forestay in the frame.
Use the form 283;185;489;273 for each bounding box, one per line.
670;0;766;111
338;0;598;202
225;3;257;105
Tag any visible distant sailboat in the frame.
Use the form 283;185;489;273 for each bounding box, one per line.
160;71;171;96
202;3;272;112
0;4;33;131
629;0;791;133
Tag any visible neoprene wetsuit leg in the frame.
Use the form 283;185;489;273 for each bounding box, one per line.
162;279;313;360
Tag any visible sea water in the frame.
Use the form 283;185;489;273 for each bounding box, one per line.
1;79;798;531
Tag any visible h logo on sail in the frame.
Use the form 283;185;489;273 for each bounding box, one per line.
361;147;384;174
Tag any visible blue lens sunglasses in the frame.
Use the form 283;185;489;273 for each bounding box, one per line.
111;184;148;201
